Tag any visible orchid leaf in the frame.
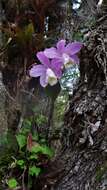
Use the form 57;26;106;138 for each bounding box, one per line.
24;23;34;41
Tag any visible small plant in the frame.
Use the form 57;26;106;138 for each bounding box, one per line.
29;40;82;88
7;178;18;189
29;166;41;177
1;119;54;189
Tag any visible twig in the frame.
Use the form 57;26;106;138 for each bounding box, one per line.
22;167;26;190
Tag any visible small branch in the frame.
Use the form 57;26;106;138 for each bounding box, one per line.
22;167;26;190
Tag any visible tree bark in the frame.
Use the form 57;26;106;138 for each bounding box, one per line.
0;1;8;145
37;13;107;190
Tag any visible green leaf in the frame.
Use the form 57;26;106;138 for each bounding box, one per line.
32;132;39;141
25;23;34;41
20;127;31;136
29;154;38;160
44;82;61;100
31;145;42;154
16;134;26;149
31;145;54;158
23;119;32;127
35;114;47;126
40;146;54;158
40;138;46;143
16;23;34;46
7;178;18;189
16;28;25;46
29;166;41;177
17;159;25;169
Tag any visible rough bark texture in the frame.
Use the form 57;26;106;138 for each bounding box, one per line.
36;17;107;190
53;27;107;190
0;0;8;140
1;1;107;189
0;72;7;143
0;0;67;128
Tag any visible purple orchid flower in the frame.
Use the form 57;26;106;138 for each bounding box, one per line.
29;52;62;87
44;40;82;68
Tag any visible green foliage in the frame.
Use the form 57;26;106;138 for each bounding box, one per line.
24;23;34;42
17;160;25;169
7;178;18;189
35;114;47;126
31;145;54;158
16;134;26;149
29;166;41;177
0;118;54;189
29;155;38;160
16;23;34;46
32;132;39;141
23;119;32;128
40;146;54;158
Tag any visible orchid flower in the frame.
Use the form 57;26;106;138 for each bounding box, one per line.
29;52;62;87
44;40;82;68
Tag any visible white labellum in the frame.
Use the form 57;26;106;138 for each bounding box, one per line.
46;68;57;86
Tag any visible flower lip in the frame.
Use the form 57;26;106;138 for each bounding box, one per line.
62;53;70;65
29;54;60;87
46;68;58;86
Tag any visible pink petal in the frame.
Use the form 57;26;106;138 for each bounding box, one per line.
57;40;66;53
36;51;50;67
65;42;83;55
44;47;60;59
51;59;63;78
70;54;80;64
29;65;46;77
40;72;47;87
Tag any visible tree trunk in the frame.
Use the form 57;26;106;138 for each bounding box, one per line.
37;9;107;190
0;1;8;145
